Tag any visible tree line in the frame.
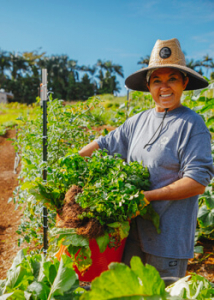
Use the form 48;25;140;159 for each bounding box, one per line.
0;49;213;104
0;50;124;104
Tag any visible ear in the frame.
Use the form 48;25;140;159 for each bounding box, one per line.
146;82;150;92
183;76;189;90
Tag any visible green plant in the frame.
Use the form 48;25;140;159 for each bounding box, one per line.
25;149;159;272
81;256;167;300
10;96;104;245
0;249;83;300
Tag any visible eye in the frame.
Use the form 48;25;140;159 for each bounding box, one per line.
168;77;177;81
153;79;161;83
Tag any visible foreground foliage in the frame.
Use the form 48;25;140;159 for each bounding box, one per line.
0;250;82;300
1;252;214;300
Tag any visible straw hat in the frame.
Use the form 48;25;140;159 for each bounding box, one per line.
125;38;208;92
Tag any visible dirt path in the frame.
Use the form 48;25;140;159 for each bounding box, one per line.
0;129;23;279
0;129;213;282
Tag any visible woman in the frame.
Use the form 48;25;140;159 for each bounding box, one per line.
79;38;214;280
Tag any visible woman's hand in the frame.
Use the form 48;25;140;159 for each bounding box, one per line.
144;177;206;201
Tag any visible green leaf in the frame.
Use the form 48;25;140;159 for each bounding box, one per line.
47;254;78;300
130;257;166;296
166;273;214;299
96;232;110;253
198;205;214;228
27;281;50;300
0;290;28;300
194;245;204;254
107;221;130;240
81;256;166;300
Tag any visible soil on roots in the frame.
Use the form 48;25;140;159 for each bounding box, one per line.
57;185;104;239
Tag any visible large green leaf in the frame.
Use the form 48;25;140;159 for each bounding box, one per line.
81;256;166;300
96;232;110;253
47;254;78;300
4;250;34;292
107;221;130;240
50;227;89;248
197;205;214;228
130;257;166;296
27;281;50;300
0;290;29;300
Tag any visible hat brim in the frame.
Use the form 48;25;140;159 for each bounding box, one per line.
125;65;209;92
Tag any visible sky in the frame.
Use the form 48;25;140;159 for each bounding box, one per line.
1;0;214;95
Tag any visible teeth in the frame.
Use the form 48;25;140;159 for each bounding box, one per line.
161;94;172;97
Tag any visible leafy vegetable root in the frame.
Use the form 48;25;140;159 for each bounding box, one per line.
57;185;104;239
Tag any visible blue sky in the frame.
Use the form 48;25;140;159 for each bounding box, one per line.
1;0;214;95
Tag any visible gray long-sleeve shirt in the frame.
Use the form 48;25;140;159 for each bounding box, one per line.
95;106;214;259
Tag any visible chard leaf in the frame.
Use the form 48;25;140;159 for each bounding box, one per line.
50;227;89;248
43;261;59;285
107;221;130;240
96;232;110;253
0;290;26;300
10;250;26;270
37;254;46;283
130;257;166;296
47;254;78;300
61;234;89;247
27;254;42;279
27;281;50;300
81;257;166;300
198;205;214;228
5;265;33;291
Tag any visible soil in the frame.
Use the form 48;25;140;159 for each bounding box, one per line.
57;185;104;239
0;129;213;283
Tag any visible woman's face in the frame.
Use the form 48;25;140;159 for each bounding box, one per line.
147;68;189;112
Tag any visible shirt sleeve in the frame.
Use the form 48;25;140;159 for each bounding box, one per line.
178;132;214;186
94;119;132;160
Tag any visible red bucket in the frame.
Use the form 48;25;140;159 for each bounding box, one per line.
56;237;126;282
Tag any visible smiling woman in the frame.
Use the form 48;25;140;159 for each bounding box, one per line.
147;68;189;112
78;38;214;284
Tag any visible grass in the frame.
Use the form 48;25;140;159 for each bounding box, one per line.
0;102;38;135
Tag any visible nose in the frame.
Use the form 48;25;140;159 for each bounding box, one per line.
160;81;170;90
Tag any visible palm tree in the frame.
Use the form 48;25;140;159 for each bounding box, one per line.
10;52;28;80
96;59;123;94
202;54;213;77
137;55;150;67
0;50;10;75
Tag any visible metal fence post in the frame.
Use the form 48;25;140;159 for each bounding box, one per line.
40;69;48;257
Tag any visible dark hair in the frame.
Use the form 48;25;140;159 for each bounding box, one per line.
147;69;188;86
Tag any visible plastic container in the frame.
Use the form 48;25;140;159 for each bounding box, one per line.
56;237;127;282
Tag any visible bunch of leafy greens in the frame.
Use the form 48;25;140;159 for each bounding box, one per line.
29;149;158;226
41;149;159;272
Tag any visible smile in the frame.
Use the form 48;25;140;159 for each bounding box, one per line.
160;94;172;98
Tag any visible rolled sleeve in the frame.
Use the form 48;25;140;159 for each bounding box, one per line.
179;132;214;186
94;119;132;160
